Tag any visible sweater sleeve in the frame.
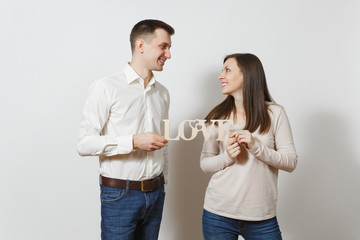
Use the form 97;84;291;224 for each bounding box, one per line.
200;126;235;173
248;106;298;172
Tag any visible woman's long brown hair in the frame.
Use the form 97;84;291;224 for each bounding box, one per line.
205;53;274;134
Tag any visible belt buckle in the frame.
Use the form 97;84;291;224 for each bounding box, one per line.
141;180;151;192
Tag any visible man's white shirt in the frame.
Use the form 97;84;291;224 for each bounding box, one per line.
77;63;169;181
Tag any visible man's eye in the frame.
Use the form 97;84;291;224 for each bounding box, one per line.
226;68;230;72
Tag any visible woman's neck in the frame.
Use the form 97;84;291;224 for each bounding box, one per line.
233;92;245;114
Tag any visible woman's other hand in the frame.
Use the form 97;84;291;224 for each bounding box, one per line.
226;133;241;158
235;130;254;149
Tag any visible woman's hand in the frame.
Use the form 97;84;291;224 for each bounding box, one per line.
226;133;241;158
235;130;254;149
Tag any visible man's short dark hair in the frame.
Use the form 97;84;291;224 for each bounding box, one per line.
130;19;175;52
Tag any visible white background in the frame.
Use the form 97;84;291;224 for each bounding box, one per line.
1;0;359;239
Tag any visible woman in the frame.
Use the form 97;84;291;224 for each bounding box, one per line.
200;53;298;240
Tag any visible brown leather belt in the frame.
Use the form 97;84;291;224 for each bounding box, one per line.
101;173;164;192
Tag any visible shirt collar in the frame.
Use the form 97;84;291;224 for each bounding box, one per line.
123;63;156;87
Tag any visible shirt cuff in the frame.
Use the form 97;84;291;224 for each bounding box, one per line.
116;135;134;154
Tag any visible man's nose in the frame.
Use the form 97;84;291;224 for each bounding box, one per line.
165;49;171;59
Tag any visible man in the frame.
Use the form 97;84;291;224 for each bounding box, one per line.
77;19;174;240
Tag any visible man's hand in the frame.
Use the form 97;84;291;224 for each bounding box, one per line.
133;133;168;151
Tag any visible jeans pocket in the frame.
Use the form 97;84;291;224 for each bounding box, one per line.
100;185;127;202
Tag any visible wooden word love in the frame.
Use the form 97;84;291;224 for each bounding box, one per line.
163;119;230;141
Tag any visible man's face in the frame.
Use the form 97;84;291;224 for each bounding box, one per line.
142;28;172;71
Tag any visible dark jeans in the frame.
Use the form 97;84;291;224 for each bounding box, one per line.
100;184;165;240
202;209;282;240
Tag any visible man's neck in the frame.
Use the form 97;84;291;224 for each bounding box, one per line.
129;60;153;88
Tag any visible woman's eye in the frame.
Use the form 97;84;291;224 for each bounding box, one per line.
226;68;230;72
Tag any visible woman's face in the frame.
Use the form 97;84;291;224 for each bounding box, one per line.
219;58;244;96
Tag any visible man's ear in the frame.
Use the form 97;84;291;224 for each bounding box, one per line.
136;39;145;54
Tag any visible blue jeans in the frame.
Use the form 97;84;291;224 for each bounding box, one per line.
202;209;282;240
100;183;165;240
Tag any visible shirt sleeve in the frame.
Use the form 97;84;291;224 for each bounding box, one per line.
76;80;133;157
200;125;235;173
248;106;298;172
